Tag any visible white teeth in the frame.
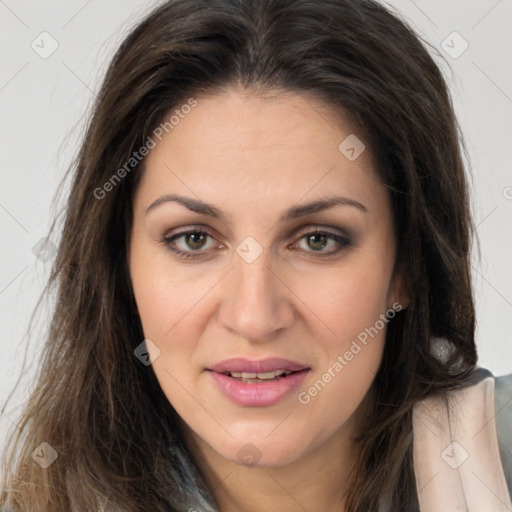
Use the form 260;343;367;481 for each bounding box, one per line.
254;370;289;379
228;370;293;380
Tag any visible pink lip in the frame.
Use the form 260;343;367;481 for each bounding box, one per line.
207;358;311;407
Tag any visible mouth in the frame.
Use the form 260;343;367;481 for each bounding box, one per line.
219;369;297;383
206;358;311;406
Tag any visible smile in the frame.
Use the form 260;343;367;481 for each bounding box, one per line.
208;368;310;407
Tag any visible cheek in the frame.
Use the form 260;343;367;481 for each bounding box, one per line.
297;285;387;439
290;259;391;411
291;259;393;341
128;243;203;388
130;264;204;413
132;279;206;380
129;241;208;341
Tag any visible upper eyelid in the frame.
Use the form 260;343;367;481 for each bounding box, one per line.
165;225;349;241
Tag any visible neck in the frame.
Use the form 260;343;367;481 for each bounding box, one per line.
180;412;361;512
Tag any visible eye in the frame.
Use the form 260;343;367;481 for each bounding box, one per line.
163;228;220;259
163;226;351;261
292;228;351;256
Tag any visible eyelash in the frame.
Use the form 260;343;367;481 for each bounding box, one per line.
162;226;352;260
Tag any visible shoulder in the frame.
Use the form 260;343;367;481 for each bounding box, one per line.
412;367;512;509
494;371;512;497
464;367;512;499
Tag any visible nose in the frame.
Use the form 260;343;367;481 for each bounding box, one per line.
217;248;295;342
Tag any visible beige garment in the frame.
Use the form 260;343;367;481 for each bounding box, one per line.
413;376;512;511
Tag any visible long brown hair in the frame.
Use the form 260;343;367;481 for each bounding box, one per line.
1;0;477;510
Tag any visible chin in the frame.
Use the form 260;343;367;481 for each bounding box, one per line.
212;434;308;468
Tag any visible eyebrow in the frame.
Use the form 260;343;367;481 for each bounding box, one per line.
145;193;367;221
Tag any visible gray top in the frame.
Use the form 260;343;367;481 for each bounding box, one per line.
495;371;512;497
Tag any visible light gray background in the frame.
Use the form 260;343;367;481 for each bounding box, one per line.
1;0;511;448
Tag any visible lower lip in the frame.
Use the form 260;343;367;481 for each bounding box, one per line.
208;369;309;407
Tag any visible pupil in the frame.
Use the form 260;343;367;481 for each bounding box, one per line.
187;233;206;249
308;234;327;250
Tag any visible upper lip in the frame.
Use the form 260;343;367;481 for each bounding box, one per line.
208;358;310;374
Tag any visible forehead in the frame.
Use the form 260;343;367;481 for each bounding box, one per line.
134;87;387;221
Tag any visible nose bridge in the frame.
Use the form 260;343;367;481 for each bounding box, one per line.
219;241;294;340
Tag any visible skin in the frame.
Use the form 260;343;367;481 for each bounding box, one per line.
129;85;405;511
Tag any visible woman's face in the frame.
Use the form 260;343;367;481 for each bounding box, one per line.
129;87;403;467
